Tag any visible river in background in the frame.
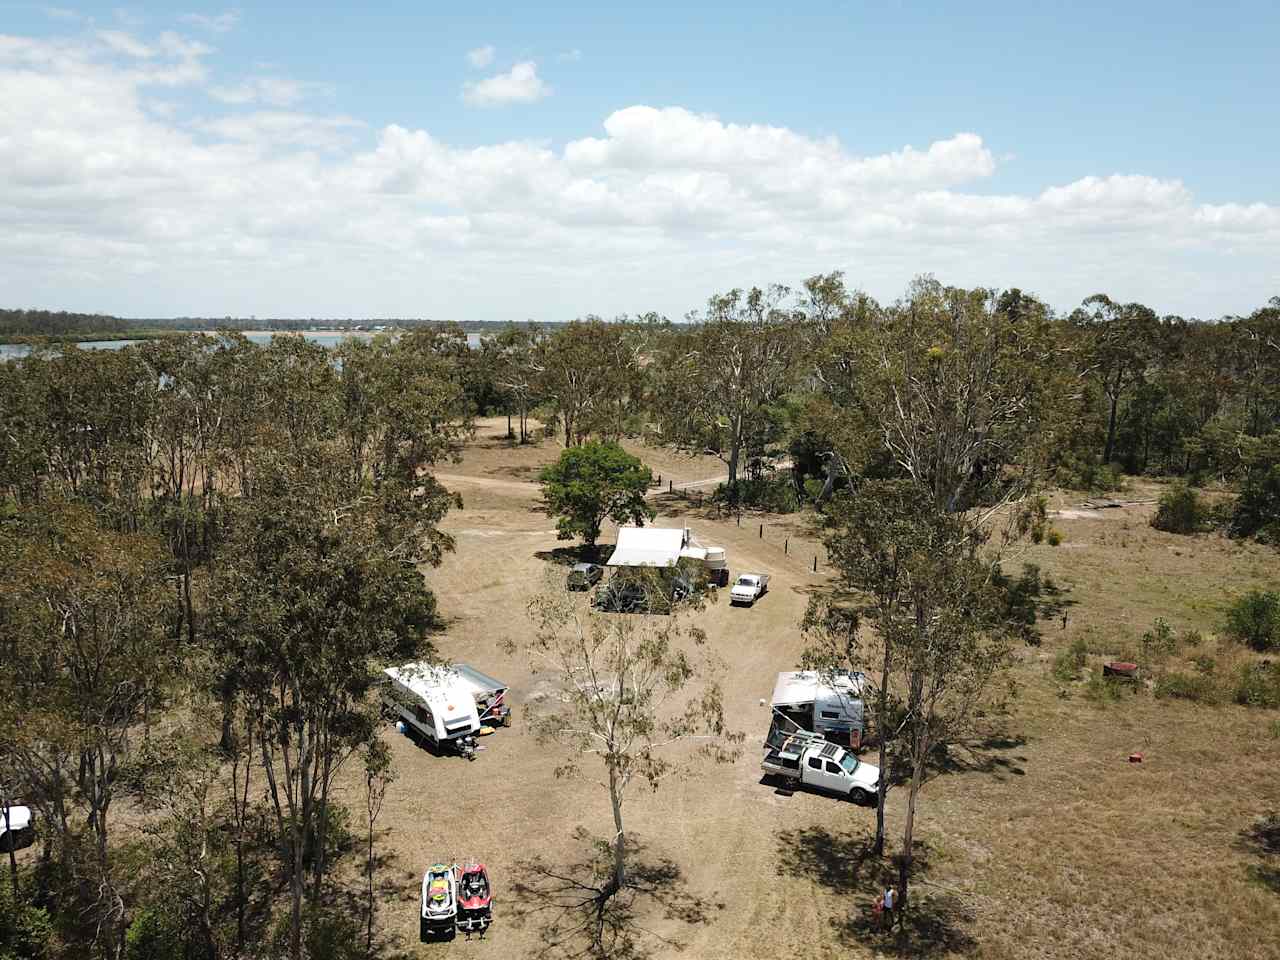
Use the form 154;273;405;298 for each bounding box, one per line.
0;330;483;361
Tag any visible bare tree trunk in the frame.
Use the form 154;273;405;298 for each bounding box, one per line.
606;764;625;898
311;724;333;903
898;748;926;924
3;797;17;898
366;799;375;957
1104;388;1120;464
232;721;252;952
873;640;892;856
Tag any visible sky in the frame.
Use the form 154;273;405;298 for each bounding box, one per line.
1;1;1278;321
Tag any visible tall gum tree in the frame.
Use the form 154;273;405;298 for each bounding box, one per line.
511;575;742;949
654;285;801;486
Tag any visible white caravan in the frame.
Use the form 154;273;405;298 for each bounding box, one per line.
383;663;483;759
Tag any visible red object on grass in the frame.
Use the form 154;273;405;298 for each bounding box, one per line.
1128;752;1144;763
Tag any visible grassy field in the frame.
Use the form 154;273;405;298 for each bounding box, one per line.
305;420;1280;959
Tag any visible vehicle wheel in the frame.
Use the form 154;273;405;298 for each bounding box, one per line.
851;788;872;805
420;917;429;942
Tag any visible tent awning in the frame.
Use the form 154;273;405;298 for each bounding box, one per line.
605;526;686;567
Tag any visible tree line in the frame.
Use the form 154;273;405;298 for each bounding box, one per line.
0;331;471;959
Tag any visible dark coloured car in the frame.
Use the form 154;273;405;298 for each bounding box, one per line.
567;562;604;590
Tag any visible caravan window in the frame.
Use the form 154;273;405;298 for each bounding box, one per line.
820;710;841;720
414;704;433;725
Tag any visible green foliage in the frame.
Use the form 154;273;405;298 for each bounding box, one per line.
991;562;1069;645
1151;481;1208;534
1083;669;1135;703
1223;590;1280;652
1154;671;1223;704
0;882;52;960
1233;661;1280;708
1140;618;1179;664
1229;432;1280;544
538;441;654;548
124;909;180;960
1052;638;1089;682
1046;528;1063;546
713;476;799;513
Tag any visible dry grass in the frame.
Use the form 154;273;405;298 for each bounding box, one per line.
329;431;1280;959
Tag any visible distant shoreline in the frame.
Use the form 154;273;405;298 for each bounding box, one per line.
0;330;183;345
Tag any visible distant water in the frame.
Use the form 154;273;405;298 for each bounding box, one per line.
0;338;142;360
1;331;484;361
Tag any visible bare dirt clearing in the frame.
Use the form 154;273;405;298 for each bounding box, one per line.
327;424;1280;959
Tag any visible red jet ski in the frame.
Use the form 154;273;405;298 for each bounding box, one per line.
456;860;493;938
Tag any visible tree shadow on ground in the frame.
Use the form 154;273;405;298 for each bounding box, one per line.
925;732;1030;782
535;544;607;565
1239;812;1280;895
649;492;717;521
507;829;722;959
775;825;976;956
835;890;978;956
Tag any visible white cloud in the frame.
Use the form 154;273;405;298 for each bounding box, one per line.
466;45;494;68
462;60;549;107
210;75;310;107
198;110;362;150
43;7;83;23
98;30;154;58
0;30;1277;320
180;11;240;33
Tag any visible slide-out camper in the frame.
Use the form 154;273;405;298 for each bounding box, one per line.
382;663;510;759
768;670;866;750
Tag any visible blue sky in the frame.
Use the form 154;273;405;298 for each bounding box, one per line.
1;1;1277;319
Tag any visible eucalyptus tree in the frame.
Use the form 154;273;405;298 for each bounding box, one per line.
1070;294;1159;466
654;285;802;486
495;322;540;443
533;318;641;447
207;455;441;960
859;278;1068;518
0;503;175;959
515;579;741;923
337;329;472;482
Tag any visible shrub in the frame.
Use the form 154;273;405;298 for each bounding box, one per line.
0;881;52;960
125;909;179;960
1192;654;1217;675
713;476;799;513
1151;482;1207;534
1154;671;1222;704
1141;618;1179;664
1052;637;1089;682
1224;590;1280;652
1046;528;1063;546
1233;661;1280;708
1083;668;1135;703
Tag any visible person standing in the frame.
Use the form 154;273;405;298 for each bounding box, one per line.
882;885;897;928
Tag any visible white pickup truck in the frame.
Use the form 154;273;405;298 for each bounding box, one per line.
730;573;769;605
761;730;880;803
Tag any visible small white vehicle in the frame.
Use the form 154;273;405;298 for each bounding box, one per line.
0;805;32;852
730;573;770;605
761;729;880;804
